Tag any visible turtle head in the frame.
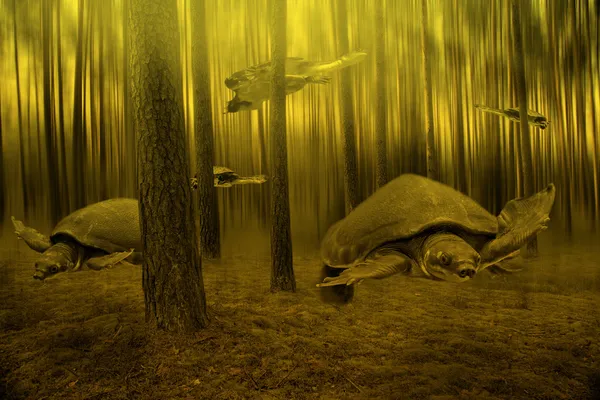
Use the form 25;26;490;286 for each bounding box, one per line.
421;233;480;282
33;257;69;280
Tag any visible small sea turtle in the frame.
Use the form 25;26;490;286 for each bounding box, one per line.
317;174;555;303
475;104;549;129
12;198;141;281
225;50;367;113
191;166;268;189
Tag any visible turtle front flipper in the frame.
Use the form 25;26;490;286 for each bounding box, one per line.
233;175;268;185
479;183;556;270
11;216;53;253
85;249;135;271
317;250;414;287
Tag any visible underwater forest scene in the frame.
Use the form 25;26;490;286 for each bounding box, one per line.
1;0;599;399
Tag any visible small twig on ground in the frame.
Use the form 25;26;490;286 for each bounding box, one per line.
274;364;297;388
245;370;261;390
343;374;362;393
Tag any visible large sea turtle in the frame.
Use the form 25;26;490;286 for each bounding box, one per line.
475;104;549;129
191;166;268;189
13;198;141;281
225;50;367;113
317;174;556;302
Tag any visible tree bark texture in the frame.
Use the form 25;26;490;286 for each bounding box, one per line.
129;0;209;331
511;0;538;255
191;0;220;259
269;0;296;292
374;1;388;189
421;0;438;181
336;0;360;213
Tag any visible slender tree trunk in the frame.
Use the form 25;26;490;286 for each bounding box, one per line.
421;0;438;181
269;0;296;293
56;0;69;213
72;0;85;210
98;4;108;201
42;0;60;225
511;0;537;255
123;0;136;199
130;0;208;332
374;1;387;188
336;0;360;213
0;93;4;225
13;0;29;220
453;43;467;193
191;0;220;259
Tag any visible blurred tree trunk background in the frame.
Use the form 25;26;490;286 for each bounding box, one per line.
0;0;598;254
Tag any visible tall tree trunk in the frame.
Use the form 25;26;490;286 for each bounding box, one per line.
72;0;86;210
123;0;136;199
374;0;387;188
42;0;60;225
421;0;438;181
13;0;29;220
191;0;220;259
269;0;296;293
56;0;69;213
130;0;208;332
336;0;360;213
511;0;537;255
98;4;108;201
0;93;4;225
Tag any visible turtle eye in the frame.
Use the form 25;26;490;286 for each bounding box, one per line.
439;253;451;266
49;265;59;274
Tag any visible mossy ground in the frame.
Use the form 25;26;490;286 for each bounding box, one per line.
1;233;599;400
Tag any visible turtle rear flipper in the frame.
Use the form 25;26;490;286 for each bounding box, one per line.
85;249;135;271
11;216;53;253
479;184;556;270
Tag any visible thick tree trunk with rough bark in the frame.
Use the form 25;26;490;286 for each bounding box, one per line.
129;0;209;332
269;0;296;292
374;1;387;189
336;0;360;213
191;0;220;259
511;0;538;256
421;0;438;181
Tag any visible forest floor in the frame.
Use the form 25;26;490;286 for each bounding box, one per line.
0;233;599;400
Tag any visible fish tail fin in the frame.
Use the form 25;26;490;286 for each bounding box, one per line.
318;264;355;304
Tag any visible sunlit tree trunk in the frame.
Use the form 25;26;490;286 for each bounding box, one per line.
55;0;69;213
269;0;295;292
72;0;86;210
98;4;108;201
336;0;360;213
130;0;209;331
452;42;467;194
0;92;4;225
421;0;438;181
13;0;29;220
511;0;537;255
191;0;220;259
123;0;136;199
42;0;60;224
374;1;387;188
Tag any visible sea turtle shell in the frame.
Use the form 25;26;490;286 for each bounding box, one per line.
213;166;235;175
51;198;141;254
321;174;499;267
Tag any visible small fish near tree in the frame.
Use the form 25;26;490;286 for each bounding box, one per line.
130;0;208;332
474;104;549;130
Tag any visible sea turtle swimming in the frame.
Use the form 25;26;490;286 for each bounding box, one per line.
12;198;141;281
225;50;367;113
475;104;549;129
317;174;556;303
190;166;268;189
